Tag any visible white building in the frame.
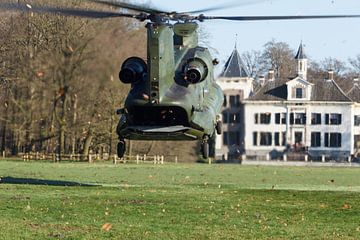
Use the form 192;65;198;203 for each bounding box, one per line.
243;43;358;160
215;45;253;160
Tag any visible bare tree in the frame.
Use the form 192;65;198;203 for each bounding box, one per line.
349;55;360;73
320;57;348;75
261;40;296;78
241;50;264;78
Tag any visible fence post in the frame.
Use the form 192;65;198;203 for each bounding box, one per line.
36;152;39;160
88;154;93;163
154;155;157;164
161;155;164;164
136;154;139;164
348;156;352;163
283;154;287;162
144;154;147;162
175;156;178;164
2;151;5;159
266;153;270;161
305;155;308;162
113;154;117;164
322;155;325;163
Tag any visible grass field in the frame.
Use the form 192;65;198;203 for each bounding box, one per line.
0;160;359;239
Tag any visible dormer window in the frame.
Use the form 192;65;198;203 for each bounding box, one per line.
286;78;312;101
292;86;306;99
296;88;303;98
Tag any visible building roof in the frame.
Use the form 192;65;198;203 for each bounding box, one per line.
295;42;306;60
219;46;249;78
346;84;360;102
248;78;352;102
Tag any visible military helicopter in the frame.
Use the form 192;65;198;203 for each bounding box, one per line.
2;1;360;159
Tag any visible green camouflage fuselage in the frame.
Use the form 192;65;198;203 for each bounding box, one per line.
117;22;223;141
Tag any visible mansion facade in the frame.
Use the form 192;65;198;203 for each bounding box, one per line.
216;43;360;160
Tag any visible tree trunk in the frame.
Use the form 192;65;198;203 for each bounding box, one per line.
81;129;93;161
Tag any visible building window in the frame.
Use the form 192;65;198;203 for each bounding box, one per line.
282;132;286;146
223;132;228;146
229;95;241;107
228;131;240;145
290;113;306;125
325;113;342;125
281;113;286;124
222;112;229;124
260;113;271;124
296;88;303;98
311;132;321;147
275;113;286;124
229;113;241;124
274;132;280;146
253;132;258;146
324;132;342;148
260;132;272;146
311;113;321;125
254;113;258;124
223;95;227;107
292;87;306;99
275;113;280;124
355;115;360;126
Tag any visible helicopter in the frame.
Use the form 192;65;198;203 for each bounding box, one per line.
2;1;360;159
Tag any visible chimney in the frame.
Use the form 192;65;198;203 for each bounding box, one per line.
257;75;265;85
327;70;334;81
354;78;359;87
268;69;275;82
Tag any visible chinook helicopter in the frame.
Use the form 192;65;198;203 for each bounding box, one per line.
2;1;360;159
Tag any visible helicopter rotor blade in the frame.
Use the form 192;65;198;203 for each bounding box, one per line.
183;0;270;15
0;2;138;19
92;0;169;14
200;14;360;21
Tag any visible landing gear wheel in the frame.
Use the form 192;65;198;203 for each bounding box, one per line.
117;140;126;158
201;136;209;159
216;120;222;135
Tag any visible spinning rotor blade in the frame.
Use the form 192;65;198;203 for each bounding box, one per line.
184;0;269;15
92;0;169;14
201;14;360;21
0;2;137;19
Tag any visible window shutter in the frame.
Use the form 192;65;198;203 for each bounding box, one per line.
275;113;280;124
325;133;329;147
317;114;321;124
290;113;294;124
338;115;342;125
311;133;315;147
338;134;342;147
325;114;329;125
223;95;227;107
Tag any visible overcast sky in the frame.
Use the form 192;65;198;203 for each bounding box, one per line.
136;0;360;71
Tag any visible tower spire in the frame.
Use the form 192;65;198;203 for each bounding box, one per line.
234;34;238;49
295;42;308;80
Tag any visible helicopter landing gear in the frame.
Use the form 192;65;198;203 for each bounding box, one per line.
201;135;209;159
117;139;126;158
215;120;222;135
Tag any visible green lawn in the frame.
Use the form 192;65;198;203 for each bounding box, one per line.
0;160;359;239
